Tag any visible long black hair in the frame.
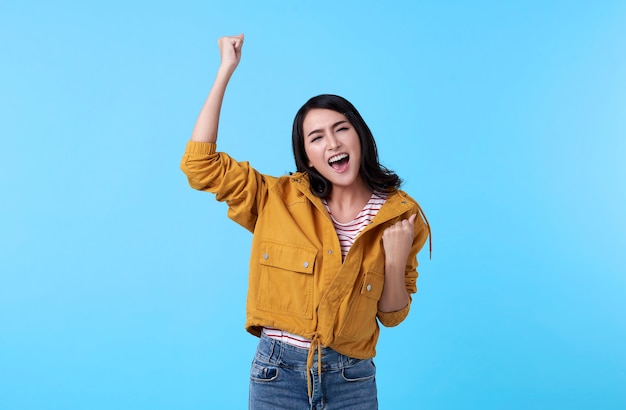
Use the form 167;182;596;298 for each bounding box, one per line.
291;94;401;198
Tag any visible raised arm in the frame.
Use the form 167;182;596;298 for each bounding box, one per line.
191;34;244;143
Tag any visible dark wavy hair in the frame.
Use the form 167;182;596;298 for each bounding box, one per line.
291;94;401;198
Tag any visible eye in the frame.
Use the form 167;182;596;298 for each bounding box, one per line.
310;135;322;142
336;127;348;132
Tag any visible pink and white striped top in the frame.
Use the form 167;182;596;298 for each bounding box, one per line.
263;191;387;349
323;191;388;259
262;327;312;349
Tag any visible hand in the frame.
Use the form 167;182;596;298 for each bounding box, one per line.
217;34;244;72
382;214;416;270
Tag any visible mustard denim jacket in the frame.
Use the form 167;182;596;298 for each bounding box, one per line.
181;141;430;359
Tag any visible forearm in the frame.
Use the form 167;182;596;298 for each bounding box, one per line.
190;67;234;143
379;214;416;312
190;34;243;143
378;261;409;313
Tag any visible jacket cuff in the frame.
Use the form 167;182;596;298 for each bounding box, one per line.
377;302;410;327
184;141;217;155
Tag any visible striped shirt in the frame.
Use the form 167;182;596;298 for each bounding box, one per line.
263;191;387;349
262;327;312;349
323;191;388;258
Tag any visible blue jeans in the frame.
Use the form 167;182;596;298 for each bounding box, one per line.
249;333;378;410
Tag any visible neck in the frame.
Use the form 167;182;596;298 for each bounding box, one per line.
326;179;372;210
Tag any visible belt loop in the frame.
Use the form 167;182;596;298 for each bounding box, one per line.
268;336;278;364
340;350;348;369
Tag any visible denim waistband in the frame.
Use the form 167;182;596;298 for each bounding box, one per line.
256;333;362;374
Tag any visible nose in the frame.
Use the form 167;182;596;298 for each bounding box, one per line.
327;134;341;150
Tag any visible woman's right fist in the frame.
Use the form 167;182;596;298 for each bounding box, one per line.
218;34;244;71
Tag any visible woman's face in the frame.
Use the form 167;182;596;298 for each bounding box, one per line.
302;108;364;191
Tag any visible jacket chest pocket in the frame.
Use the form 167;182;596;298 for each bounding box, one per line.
257;241;318;319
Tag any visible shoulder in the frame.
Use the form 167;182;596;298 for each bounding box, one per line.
388;189;429;226
386;189;419;208
263;171;312;194
277;171;311;188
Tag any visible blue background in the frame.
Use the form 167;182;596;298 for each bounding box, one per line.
2;1;625;408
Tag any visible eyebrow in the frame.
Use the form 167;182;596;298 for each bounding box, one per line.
307;120;348;138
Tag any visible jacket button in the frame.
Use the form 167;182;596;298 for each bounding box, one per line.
328;249;333;255
366;284;372;291
263;253;269;260
303;261;309;268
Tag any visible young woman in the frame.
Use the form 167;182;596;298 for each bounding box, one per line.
180;34;431;410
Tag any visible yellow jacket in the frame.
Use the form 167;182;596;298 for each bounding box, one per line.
181;141;430;359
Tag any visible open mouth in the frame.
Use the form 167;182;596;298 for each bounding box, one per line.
328;153;349;171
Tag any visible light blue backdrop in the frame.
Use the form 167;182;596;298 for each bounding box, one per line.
1;1;625;409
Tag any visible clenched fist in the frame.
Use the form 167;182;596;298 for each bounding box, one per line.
382;214;416;269
218;34;244;72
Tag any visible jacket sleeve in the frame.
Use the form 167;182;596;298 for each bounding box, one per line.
377;203;430;327
180;141;268;233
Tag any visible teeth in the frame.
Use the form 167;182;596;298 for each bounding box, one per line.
328;153;348;164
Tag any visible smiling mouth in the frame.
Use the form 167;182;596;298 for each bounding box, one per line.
328;153;349;170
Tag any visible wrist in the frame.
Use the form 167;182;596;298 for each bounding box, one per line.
217;63;237;76
385;259;405;275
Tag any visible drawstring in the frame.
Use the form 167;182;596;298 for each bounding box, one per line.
306;334;322;399
416;203;432;259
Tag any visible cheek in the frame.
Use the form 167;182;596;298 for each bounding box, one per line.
352;136;363;160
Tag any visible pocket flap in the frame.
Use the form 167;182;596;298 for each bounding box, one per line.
361;271;385;300
259;241;317;274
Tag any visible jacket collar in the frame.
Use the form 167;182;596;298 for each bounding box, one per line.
288;172;329;220
289;172;431;259
288;172;411;226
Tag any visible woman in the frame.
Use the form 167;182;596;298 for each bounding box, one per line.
180;34;431;410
